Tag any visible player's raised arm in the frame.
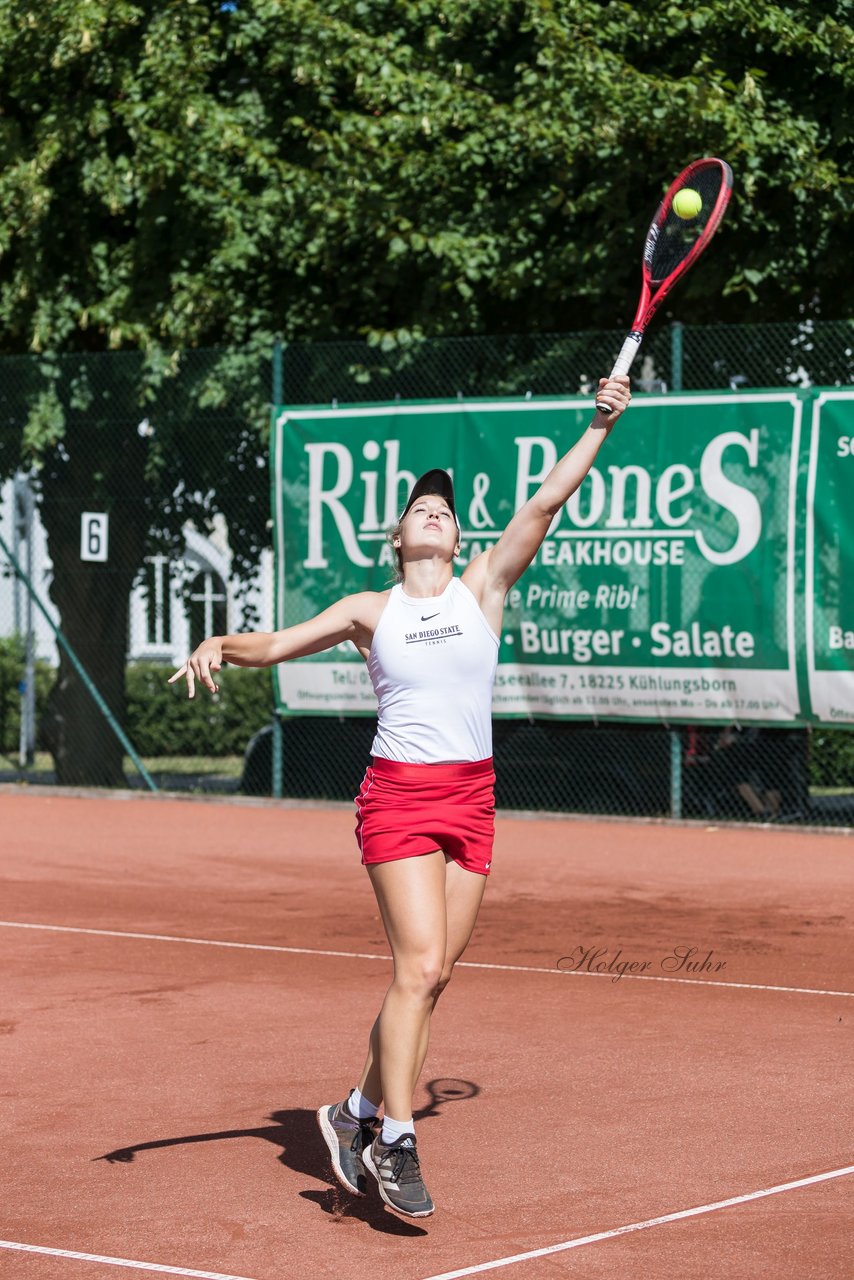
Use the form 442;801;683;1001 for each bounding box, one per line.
464;375;631;609
168;592;382;699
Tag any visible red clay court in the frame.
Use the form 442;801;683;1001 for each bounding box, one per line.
3;789;853;1279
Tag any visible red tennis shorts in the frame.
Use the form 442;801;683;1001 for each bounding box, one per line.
355;756;496;876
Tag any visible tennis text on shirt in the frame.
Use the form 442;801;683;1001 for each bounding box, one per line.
368;577;499;764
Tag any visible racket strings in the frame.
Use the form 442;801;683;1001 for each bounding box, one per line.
647;164;726;285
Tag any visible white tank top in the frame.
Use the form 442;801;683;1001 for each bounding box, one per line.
368;577;499;764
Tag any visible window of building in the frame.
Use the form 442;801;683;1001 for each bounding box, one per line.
142;556;171;647
188;570;228;650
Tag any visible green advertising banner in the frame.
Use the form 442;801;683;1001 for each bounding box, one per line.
806;392;854;724
270;390;851;727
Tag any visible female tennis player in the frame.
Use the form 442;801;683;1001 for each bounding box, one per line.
170;375;631;1218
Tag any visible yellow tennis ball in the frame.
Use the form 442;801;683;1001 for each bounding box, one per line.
673;188;702;219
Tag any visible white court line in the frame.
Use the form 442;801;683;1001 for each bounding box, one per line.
420;1164;854;1280
0;920;387;963
2;920;853;999
0;1239;256;1279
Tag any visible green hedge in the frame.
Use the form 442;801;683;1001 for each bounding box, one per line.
0;649;272;759
130;662;854;788
126;662;273;757
0;637;53;754
3;644;853;784
809;728;854;790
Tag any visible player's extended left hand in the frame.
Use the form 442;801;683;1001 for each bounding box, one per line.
593;375;631;424
168;638;223;699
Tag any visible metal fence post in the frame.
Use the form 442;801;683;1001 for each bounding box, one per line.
272;712;283;800
13;473;36;765
271;338;284;799
670;730;682;820
669;322;685;819
272;337;284;409
671;321;684;392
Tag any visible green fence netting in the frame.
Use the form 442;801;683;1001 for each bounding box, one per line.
0;321;852;823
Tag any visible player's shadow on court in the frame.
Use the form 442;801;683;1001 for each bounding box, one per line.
95;1077;479;1236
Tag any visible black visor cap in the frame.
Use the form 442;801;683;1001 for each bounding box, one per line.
400;469;458;526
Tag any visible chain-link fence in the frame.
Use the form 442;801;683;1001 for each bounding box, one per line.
1;322;852;824
279;318;854;403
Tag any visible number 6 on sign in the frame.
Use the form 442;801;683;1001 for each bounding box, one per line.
81;512;109;563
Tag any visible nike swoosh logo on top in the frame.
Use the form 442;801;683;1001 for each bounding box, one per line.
421;613;440;621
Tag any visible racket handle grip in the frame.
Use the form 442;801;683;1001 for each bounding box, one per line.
596;331;643;415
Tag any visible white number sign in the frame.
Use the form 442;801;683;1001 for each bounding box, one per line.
80;512;109;563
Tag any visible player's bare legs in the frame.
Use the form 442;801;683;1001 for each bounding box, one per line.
358;856;487;1104
351;852;487;1216
364;852;448;1120
319;851;487;1210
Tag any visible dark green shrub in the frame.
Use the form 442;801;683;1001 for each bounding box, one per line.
125;661;274;757
809;729;854;789
0;637;53;755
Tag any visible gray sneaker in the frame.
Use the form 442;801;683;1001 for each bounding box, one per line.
363;1134;435;1217
317;1092;379;1196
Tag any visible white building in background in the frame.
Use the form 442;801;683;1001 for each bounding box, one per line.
0;475;57;662
127;515;275;665
0;478;273;667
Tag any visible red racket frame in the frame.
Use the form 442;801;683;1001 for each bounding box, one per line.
596;157;733;413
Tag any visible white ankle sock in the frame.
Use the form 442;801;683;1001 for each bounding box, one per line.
381;1115;415;1145
348;1087;379;1121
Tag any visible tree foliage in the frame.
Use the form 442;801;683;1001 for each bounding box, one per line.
0;0;851;354
0;0;851;783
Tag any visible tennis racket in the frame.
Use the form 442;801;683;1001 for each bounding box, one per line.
596;157;733;414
